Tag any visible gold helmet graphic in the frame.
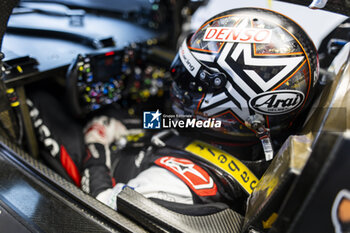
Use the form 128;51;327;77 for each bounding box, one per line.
170;8;319;157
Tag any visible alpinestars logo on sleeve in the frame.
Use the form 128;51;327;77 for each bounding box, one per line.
155;156;217;196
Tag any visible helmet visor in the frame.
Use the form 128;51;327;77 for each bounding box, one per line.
170;36;227;94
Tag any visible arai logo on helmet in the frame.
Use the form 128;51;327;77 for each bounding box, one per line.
203;27;272;44
249;90;305;115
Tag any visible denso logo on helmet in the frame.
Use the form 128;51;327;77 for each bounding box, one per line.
249;90;305;115
203;27;272;43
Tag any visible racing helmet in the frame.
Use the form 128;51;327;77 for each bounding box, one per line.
170;7;319;147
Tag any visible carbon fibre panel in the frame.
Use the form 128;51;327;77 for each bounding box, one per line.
0;135;147;233
118;187;243;233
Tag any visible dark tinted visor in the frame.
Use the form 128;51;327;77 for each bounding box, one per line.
170;36;227;94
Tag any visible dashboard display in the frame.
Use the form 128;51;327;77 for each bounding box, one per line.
91;51;124;82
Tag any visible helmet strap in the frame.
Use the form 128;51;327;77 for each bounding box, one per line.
245;115;274;161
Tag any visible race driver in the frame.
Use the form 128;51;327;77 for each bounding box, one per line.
80;7;319;214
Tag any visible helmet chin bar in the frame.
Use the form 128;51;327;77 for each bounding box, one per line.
245;114;274;161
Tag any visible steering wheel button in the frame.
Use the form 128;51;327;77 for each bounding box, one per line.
87;75;93;82
92;104;100;110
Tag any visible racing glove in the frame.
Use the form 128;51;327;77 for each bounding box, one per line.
81;116;127;197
